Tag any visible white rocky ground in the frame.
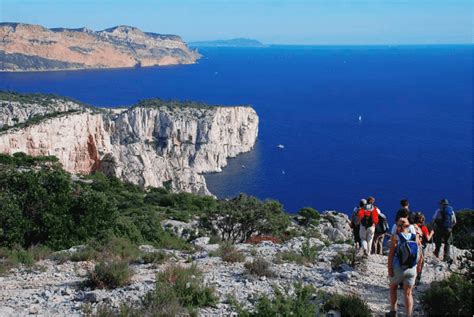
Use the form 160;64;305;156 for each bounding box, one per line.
0;213;467;317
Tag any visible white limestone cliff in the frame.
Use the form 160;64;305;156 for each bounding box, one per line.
0;97;258;195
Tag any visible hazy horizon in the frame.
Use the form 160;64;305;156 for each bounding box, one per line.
1;0;472;45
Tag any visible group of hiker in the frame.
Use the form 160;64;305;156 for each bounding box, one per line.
349;197;457;316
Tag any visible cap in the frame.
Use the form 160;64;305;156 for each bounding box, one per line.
440;199;449;205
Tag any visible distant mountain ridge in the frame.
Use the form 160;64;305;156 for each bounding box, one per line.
190;38;266;47
0;22;200;72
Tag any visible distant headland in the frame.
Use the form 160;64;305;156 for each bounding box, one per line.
189;38;267;48
0;22;200;72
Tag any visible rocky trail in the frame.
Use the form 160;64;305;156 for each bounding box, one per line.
0;212;466;316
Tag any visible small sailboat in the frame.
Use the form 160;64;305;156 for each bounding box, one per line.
277;144;285;149
358;115;362;122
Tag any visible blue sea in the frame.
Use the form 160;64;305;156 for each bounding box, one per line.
0;45;472;222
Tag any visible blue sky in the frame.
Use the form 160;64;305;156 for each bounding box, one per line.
1;0;472;44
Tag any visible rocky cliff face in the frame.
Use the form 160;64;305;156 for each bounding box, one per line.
0;23;200;71
0;95;258;195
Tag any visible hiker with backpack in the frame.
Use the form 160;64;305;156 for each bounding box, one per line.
373;211;389;254
432;199;456;262
350;199;366;249
387;218;423;317
357;201;379;256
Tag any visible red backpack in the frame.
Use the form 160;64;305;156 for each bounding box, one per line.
360;209;373;228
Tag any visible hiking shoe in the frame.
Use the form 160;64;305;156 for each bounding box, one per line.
385;311;397;317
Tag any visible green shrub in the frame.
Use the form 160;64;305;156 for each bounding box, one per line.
86;260;132;289
115;265;217;316
245;258;275;278
297;207;320;227
8;247;35;266
323;293;371;317
331;248;358;271
452;209;473;250
202;194;290;243
27;244;52;261
276;241;319;266
140;251;168;264
213;242;245;263
420;273;473;316
234;283;320;317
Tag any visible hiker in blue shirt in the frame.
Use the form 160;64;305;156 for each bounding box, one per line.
432;199;456;262
387;218;423;317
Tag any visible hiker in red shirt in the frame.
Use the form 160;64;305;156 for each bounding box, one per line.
413;212;434;286
357;199;379;256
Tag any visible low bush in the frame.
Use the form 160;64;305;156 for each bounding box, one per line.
8;248;35;266
276;241;319;266
452;209;473;250
323;293;371;317
116;265;217;316
420;273;473;316
213;242;245;263
245;258;275;278
297;207;321;227
86;260;132;289
331;248;358;271
140;251;168;264
233;283;320;317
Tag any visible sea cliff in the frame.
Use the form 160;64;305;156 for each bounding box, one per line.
0;93;258;195
0;23;200;71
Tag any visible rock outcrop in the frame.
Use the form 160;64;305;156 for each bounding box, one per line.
0;94;258;195
0;23;200;71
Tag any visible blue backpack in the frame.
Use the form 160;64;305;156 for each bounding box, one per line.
441;206;455;230
396;233;418;269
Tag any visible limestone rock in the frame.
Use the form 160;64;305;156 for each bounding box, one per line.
0;97;259;196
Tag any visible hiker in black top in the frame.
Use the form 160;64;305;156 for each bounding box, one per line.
350;199;366;249
395;199;410;223
432;199;456;262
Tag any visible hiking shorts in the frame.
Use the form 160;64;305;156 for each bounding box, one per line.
390;266;417;287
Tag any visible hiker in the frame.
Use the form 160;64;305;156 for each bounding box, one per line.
373;211;389;254
387;218;423;317
350;199;366;249
358;202;379;255
432;199;456;262
414;212;434;286
395;198;410;221
390;208;416;236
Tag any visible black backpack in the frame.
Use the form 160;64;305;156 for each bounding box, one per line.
375;214;388;234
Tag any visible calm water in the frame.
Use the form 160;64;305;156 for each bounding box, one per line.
0;45;472;221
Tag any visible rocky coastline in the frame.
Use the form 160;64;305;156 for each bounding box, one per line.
0;93;258;195
0;23;200;72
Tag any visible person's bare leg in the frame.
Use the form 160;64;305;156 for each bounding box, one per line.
403;284;414;316
390;283;398;312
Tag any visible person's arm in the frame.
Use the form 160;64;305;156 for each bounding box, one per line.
432;209;439;222
416;234;424;273
452;212;457;226
387;235;397;277
357;208;363;221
